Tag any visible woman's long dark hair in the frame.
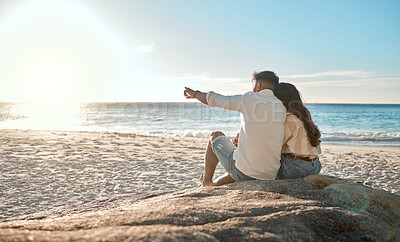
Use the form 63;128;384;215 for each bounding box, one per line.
275;83;321;147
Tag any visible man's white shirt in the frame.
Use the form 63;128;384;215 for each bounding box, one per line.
206;89;286;179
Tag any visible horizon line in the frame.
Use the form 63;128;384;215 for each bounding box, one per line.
0;101;399;105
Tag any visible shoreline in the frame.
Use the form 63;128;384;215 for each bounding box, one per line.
322;143;400;151
0;128;399;221
1;128;399;148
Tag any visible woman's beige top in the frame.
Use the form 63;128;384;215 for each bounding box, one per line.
282;113;322;159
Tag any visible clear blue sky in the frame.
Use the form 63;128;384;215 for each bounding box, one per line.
0;0;399;103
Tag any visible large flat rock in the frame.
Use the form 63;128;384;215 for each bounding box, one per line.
0;175;399;241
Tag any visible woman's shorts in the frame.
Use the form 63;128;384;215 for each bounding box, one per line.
276;153;322;179
211;136;256;182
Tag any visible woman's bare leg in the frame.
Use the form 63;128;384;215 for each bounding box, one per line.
214;173;236;186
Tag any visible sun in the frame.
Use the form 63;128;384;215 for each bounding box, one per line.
23;61;71;104
33;71;63;101
38;74;59;93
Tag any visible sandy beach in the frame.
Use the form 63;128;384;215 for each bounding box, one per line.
1;129;399;221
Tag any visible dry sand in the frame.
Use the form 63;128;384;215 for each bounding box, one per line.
0;129;399;221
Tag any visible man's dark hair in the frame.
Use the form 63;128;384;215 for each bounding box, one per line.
253;71;279;89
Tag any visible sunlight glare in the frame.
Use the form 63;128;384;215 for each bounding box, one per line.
0;0;129;103
10;102;82;131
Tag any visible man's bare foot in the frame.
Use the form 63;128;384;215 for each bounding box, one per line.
200;174;215;187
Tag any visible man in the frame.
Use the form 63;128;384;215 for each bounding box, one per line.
184;71;286;186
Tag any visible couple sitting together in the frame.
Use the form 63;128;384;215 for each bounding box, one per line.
183;70;322;186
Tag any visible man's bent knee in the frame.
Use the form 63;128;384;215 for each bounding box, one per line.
209;131;225;143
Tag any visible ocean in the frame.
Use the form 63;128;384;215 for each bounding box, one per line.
0;102;399;146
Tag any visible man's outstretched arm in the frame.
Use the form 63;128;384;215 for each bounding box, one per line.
184;87;243;112
184;87;208;105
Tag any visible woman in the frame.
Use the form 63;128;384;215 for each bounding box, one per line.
274;82;322;179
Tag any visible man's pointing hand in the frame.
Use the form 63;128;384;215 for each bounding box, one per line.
184;87;195;99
